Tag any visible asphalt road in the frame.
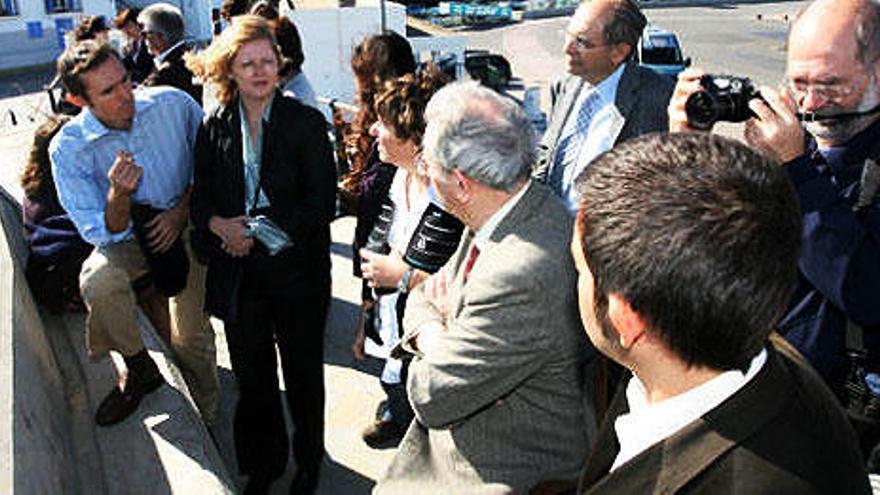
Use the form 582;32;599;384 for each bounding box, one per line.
463;0;808;112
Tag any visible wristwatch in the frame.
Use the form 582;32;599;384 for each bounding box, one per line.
398;267;415;294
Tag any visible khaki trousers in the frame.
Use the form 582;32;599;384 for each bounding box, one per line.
79;228;219;424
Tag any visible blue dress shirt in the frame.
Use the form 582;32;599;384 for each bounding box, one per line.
50;86;203;247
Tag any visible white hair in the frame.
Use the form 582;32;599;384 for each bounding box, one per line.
423;81;534;191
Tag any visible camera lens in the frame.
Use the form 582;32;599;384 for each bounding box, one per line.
685;90;719;131
404;203;465;273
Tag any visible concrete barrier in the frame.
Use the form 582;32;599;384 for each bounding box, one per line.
0;187;98;493
0;186;234;494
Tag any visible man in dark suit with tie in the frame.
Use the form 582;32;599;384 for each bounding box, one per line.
375;81;594;494
535;0;673;213
571;132;868;494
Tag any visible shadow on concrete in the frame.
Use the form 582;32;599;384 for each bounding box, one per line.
213;362;380;494
324;296;386;378
317;457;376;493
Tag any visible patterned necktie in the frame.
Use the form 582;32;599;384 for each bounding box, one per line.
462;244;480;284
549;90;601;195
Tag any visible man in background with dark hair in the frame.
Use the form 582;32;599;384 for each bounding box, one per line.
572;132;868;493
139;2;202;104
669;0;880;419
535;0;672;213
49;41;218;428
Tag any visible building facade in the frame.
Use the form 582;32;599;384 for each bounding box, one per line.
0;0;212;72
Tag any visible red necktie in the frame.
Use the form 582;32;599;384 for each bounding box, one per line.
463;244;480;283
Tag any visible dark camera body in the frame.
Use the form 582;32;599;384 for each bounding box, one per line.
685;75;761;130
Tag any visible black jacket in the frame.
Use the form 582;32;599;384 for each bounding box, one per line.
143;42;202;105
191;92;336;322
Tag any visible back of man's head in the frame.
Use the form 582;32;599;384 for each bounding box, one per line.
595;0;646;53
139;2;185;46
56;40;119;100
423;81;534;192
575;133;802;371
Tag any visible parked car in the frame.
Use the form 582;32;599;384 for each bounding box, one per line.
636;26;691;79
435;49;512;89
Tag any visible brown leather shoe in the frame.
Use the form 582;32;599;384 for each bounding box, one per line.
361;419;402;449
95;357;164;427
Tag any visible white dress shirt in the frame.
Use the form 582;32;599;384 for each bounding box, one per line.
611;348;768;471
556;64;626;213
154;40;186;65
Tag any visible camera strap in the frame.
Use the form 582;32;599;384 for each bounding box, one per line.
844;138;880;354
798;102;880;123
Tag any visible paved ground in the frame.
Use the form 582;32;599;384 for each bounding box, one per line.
0;2;807;492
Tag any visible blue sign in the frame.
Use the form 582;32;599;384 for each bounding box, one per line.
55;17;74;50
27;22;44;39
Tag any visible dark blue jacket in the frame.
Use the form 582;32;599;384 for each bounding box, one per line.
778;118;880;392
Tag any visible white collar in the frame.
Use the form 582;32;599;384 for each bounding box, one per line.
611;348;768;472
156;40;186;64
580;63;626;106
473;180;530;250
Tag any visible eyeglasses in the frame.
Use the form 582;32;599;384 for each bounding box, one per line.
786;71;872;101
234;57;278;75
564;29;607;51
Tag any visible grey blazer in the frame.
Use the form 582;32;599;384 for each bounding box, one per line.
534;61;674;183
375;182;595;494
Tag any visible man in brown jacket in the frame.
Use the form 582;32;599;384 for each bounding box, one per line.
572;132;868;494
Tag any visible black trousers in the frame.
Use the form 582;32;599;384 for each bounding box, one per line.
225;264;330;479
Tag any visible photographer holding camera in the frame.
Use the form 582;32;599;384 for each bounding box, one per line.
670;0;880;454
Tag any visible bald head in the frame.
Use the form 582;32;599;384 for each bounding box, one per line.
787;0;880;146
793;0;880;65
584;0;646;51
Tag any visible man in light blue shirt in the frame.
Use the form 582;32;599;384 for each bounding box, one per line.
50;41;218;427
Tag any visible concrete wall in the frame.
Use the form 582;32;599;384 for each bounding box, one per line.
0;0;213;71
0;190;81;493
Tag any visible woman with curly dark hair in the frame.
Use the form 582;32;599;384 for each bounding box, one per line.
343;31;416;401
21;115;92;313
342;31;416;199
355;65;450;448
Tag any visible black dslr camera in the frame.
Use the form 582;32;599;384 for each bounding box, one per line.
685;75;761;130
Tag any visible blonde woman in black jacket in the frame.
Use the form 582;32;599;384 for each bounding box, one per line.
187;16;335;494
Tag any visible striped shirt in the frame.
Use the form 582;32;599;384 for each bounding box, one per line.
50;86;203;247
